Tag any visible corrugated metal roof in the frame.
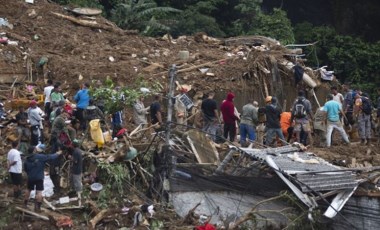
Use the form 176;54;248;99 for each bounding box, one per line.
296;172;358;192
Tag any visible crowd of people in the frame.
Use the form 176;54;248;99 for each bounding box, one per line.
169;84;380;148
3;78;380;212
4;80;97;212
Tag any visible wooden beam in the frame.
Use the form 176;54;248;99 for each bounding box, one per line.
15;206;49;221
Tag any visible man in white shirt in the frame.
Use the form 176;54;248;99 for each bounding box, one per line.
28;100;43;145
331;86;344;107
7;141;23;198
44;79;54;121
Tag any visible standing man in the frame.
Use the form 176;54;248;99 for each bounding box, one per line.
220;92;240;142
50;83;65;108
323;94;350;147
280;111;293;142
313;106;327;147
68;140;83;206
342;83;355;126
150;94;163;130
201;92;220;141
15;106;30;153
290;91;314;145
24;144;62;212
74;83;90;132
354;93;372;145
331;86;344;107
239;100;258;147
43;79;54;121
263;97;285;146
28;100;43;146
7;141;23;198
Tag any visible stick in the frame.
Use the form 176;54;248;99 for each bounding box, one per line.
43;198;56;211
5;31;30;43
85;200;100;214
263;76;269;97
129;124;143;137
181;202;201;225
15;206;49;221
90;209;109;229
129;124;156;137
311;88;321;108
185;111;199;122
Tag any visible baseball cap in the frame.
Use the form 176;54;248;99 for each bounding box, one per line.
30;100;37;107
36;144;46;152
265;96;272;103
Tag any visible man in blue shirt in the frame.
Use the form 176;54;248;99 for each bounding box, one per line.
74;83;90;131
24;144;62;212
323;94;350;147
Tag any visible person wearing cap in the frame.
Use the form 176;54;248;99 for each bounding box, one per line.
220;92;240;142
239;100;258;147
7;141;23;198
74;83;90;131
28;100;43;146
290;90;314;145
67;140;83;206
262;97;285;146
174;85;190;132
23;144;62;212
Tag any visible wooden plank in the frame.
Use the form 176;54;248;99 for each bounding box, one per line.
186;129;219;164
15;206;49;221
186;135;202;163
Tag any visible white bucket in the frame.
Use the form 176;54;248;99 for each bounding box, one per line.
302;73;317;88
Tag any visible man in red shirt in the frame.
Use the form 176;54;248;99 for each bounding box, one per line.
220;92;240;142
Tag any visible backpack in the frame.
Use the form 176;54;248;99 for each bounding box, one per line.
361;97;372;115
294;98;307;118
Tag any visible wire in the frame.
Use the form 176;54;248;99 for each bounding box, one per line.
164;121;358;228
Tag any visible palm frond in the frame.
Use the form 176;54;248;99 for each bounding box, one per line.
138;7;182;17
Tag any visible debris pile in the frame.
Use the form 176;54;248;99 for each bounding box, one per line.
0;0;380;229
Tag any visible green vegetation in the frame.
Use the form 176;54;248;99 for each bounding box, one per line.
89;77;161;115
